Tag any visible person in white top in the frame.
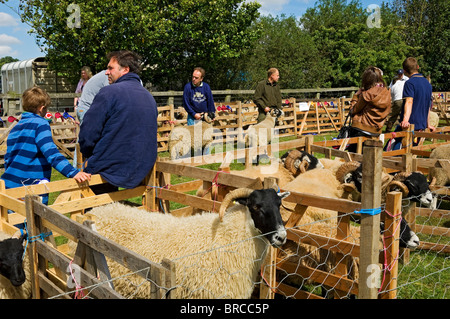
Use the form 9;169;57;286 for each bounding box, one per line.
385;69;409;132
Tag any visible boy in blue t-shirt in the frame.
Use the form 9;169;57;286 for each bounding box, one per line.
399;57;434;132
1;87;91;204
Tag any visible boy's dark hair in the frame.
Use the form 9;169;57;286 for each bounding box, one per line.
22;86;51;113
107;50;142;74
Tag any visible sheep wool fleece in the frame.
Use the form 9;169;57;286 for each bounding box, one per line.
89;202;269;299
79;73;158;189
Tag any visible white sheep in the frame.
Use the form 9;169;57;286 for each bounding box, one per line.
429;143;450;186
239;112;279;149
0;230;32;299
87;187;290;299
168;121;216;159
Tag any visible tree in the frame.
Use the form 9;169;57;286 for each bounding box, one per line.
230;15;331;90
300;0;415;87
390;0;450;90
0;56;19;69
9;0;261;90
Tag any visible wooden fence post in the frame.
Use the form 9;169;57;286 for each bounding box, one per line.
379;191;402;299
25;195;46;299
143;162;157;212
358;139;383;299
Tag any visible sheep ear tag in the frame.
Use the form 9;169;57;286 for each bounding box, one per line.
235;198;248;206
278;191;290;200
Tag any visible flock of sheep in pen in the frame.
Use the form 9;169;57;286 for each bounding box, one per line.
0;103;449;299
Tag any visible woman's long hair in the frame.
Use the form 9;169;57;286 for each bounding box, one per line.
361;66;385;90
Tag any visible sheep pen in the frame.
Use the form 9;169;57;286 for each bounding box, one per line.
4;126;449;299
86;187;290;299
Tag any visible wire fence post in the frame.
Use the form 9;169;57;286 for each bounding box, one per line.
358;139;383;299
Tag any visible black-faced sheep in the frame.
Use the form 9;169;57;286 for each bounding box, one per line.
338;162;436;209
0;230;32;299
87;187;290;299
278;210;419;297
281;149;324;176
276;160;420;295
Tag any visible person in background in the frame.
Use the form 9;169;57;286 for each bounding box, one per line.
347;66;391;153
399;57;435;144
79;50;158;195
72;70;109;169
182;67;215;126
1;87;91;204
75;70;109;124
384;69;409;132
74;66;92;107
253;68;282;123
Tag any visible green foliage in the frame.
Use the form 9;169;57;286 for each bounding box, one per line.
300;0;416;88
389;0;450;90
229;15;331;90
0;56;19;69
3;0;447;91
16;0;261;90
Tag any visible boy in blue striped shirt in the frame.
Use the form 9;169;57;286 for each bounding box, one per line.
1;87;91;204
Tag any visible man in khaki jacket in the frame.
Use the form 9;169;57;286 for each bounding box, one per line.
253;68;282;123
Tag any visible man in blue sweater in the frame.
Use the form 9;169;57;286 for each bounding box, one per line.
1;87;91;204
79;50;158;194
182;67;215;125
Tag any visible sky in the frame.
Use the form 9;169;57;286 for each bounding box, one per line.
0;0;388;62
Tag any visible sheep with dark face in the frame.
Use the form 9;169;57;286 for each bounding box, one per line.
381;218;420;249
0;230;32;299
281;149;324;176
88;187;290;299
338;162;435;209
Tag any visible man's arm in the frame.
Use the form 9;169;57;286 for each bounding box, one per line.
182;85;197;118
400;97;413;128
253;81;267;110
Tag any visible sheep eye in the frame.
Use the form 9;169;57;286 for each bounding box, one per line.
252;204;261;211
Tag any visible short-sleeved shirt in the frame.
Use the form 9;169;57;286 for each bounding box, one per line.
400;73;432;130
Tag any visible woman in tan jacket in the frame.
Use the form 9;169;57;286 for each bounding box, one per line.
347;66;391;152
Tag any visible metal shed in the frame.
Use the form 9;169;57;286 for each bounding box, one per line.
1;57;76;115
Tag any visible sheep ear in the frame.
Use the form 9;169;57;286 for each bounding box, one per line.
403;179;418;194
278;191;290;200
235;198;248;206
